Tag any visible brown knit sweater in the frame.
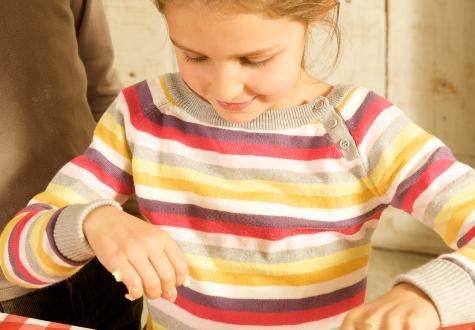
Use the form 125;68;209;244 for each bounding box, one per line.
0;0;120;300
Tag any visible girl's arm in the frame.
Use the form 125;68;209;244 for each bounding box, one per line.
0;95;134;288
342;89;475;328
0;90;187;300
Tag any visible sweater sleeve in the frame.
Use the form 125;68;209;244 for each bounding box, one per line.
0;92;134;289
355;91;475;326
73;0;122;121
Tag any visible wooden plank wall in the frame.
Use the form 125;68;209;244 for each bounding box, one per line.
102;0;475;252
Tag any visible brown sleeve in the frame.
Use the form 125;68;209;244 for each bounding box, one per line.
71;0;122;122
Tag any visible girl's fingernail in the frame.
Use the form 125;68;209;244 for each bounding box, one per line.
168;288;177;302
112;269;122;282
125;293;136;301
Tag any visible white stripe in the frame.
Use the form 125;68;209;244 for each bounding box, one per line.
184;268;367;299
160;220;377;253
377;137;445;204
90;136;132;174
358;105;404;158
136;185;382;221
148;298;345;330
338;87;370;120
131;129;362;174
60;163;129;203
41;226;77;269
19;213;58;284
412;162;470;222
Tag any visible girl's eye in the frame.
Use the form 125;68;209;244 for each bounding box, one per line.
184;54;207;63
240;57;270;67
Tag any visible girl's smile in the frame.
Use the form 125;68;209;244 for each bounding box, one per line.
216;96;257;112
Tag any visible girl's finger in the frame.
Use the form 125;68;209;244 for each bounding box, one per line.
164;240;189;286
149;252;177;302
113;258;144;301
128;254;163;300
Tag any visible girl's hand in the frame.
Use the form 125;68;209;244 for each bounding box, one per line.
340;283;440;330
83;206;188;302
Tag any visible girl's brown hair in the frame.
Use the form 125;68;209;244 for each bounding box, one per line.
153;0;341;70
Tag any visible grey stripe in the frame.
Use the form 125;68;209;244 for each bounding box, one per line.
148;304;195;330
134;146;363;185
52;173;104;200
424;170;475;225
391;147;453;208
176;229;373;264
365;113;411;174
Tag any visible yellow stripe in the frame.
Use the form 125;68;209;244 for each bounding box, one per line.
434;182;475;244
95;120;132;161
458;248;475;263
134;172;371;209
33;212;77;276
370;126;432;196
33;191;69;208
134;160;370;197
186;244;370;275
0;214;26;286
160;76;176;107
189;255;369;286
336;87;359;112
150;320;168;330
44;184;88;204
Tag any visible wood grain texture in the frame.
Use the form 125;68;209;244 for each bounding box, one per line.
388;0;475;167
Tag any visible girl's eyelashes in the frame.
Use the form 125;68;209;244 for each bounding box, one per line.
183;54;207;63
239;57;270;67
183;53;271;67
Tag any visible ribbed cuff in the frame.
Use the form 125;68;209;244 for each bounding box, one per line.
394;258;475;326
54;200;122;262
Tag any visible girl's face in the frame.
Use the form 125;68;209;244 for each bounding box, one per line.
163;2;310;123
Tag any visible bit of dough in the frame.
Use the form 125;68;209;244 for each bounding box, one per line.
183;275;190;288
125;293;136;301
112;269;122;282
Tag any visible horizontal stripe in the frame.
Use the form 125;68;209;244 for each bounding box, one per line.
188;255;369;286
184;268;367;299
176;234;370;264
134;148;363;186
160;222;377;254
177;278;366;312
185;244;370;275
173;289;364;325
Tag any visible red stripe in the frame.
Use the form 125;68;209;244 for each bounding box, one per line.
400;159;455;213
459;226;475;248
142;210;382;240
123;86;342;161
9;211;46;285
174;290;365;325
72;156;133;195
352;97;392;146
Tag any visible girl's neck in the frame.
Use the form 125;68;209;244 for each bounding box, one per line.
270;70;333;110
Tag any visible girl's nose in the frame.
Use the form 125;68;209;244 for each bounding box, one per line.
213;64;244;102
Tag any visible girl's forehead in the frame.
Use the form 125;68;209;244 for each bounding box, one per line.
163;4;306;55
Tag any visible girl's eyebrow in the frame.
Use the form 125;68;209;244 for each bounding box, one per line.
170;38;281;57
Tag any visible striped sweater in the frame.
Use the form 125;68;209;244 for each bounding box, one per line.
1;73;474;329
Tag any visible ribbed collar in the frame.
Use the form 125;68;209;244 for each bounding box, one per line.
164;72;353;131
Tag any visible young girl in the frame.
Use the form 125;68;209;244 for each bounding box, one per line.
1;0;474;329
